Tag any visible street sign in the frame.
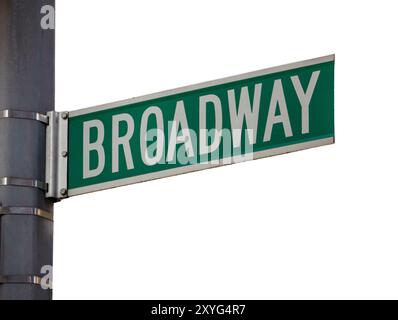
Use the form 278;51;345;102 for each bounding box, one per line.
61;55;334;197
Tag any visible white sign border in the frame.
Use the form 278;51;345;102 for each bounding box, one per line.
68;137;334;197
69;55;335;117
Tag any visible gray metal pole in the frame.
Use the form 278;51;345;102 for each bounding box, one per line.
0;0;55;300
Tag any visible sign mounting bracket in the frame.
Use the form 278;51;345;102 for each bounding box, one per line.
46;111;69;200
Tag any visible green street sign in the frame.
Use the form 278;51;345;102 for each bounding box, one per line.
65;55;334;197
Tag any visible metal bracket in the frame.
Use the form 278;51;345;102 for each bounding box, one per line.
0;275;43;285
0;177;47;191
46;111;68;200
0;207;53;221
0;109;49;124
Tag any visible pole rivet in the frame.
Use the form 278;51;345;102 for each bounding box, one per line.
61;151;68;158
60;188;68;197
61;112;69;120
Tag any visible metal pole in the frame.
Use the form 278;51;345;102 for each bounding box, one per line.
0;0;55;300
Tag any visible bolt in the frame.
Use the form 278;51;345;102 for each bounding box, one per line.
60;188;68;197
61;151;68;158
61;112;69;120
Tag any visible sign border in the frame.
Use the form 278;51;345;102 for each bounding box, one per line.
67;54;335;197
68;137;333;197
69;55;334;117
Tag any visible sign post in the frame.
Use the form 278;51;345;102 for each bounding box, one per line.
0;0;55;299
58;55;334;198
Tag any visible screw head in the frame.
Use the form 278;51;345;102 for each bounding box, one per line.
61;151;68;158
60;188;68;197
61;112;69;120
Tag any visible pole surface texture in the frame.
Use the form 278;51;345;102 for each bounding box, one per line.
0;0;55;300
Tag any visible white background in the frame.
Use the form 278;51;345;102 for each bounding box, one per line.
55;0;398;299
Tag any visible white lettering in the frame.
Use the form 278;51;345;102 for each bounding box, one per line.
167;101;194;162
199;94;223;155
228;84;262;148
140;107;165;166
264;80;292;142
83;120;105;179
112;114;135;173
291;71;320;134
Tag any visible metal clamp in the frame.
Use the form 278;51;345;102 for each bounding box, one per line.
0;275;43;286
46;111;68;200
0;109;49;124
0;177;47;191
0;207;53;221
